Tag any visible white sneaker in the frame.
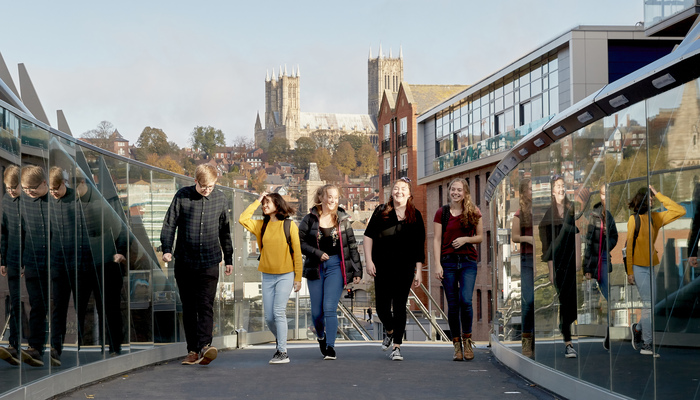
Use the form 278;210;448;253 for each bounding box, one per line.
390;347;403;361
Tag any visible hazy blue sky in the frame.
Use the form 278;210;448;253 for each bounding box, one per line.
1;0;644;148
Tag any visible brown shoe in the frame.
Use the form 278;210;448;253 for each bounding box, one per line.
182;351;200;365
462;335;474;361
20;347;44;367
452;338;463;361
521;334;533;358
198;345;217;365
0;346;20;366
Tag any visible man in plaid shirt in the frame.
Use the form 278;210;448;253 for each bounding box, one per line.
161;164;233;366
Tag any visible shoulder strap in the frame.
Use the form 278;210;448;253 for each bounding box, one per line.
284;219;294;268
259;219;269;251
631;213;641;258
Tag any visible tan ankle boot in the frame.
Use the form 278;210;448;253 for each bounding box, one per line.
522;333;533;357
462;334;474;360
452;338;463;361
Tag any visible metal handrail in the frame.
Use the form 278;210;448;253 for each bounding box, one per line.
418;283;449;321
408;289;450;342
337;302;372;341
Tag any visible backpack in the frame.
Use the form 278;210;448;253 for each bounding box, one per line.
622;213;641;271
258;219;295;267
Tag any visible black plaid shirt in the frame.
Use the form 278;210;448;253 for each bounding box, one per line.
160;185;233;268
1;193;21;276
21;192;49;278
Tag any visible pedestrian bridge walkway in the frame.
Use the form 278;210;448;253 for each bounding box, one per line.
53;342;555;400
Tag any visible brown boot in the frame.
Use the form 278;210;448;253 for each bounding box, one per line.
522;333;533;357
452;338;463;361
462;334;474;360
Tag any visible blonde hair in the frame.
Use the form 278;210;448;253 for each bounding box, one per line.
195;164;217;185
21;165;46;187
3;165;19;188
313;184;339;226
49;166;66;188
448;178;480;227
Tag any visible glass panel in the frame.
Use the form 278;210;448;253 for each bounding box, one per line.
48;135;79;371
606;101;654;399
0;109;21;391
19;120;50;383
126;164;154;350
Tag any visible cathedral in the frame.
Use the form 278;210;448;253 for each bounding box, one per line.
254;47;404;150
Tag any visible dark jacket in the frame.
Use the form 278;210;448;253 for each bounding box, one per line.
21;192;49;278
582;202;618;276
365;204;425;270
299;206;362;284
1;193;21;277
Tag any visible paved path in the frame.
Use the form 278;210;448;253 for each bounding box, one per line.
56;342;560;400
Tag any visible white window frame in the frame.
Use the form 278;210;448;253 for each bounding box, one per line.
383;123;390;140
400;117;407;134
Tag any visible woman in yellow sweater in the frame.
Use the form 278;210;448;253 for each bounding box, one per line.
626;185;685;356
239;192;303;364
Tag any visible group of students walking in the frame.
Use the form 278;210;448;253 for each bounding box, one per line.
513;176;685;359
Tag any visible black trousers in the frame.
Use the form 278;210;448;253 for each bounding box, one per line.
374;265;414;345
25;273;49;353
7;275;21;349
175;265;219;353
51;268;77;355
77;262;124;354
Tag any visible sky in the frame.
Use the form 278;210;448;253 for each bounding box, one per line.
1;0;645;148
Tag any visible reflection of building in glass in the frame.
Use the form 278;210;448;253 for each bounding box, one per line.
127;178;177;249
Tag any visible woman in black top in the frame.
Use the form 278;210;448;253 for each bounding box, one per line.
299;184;362;360
364;177;425;361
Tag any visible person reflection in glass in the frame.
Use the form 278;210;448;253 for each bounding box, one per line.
0;165;22;366
75;175;127;356
47;167;78;367
19;165;50;366
512;179;534;357
626;185;685;356
538;175;588;359
582;184;617;350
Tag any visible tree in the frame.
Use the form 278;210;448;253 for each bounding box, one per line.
268;137;291;163
80;120;115;151
250;169;268;193
311;130;339;151
293;137;316;170
333;141;356;176
137;126;170;156
313;147;331;172
232;135;255;159
337;133;368;154
190;126;226;159
183;157;197;176
356;143;378;177
321;164;343;183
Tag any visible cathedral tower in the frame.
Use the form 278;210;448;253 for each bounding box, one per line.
368;45;403;117
259;65;301;145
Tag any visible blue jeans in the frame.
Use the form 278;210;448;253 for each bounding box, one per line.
441;257;478;337
262;272;295;352
633;265;655;345
520;254;534;334
307;255;343;347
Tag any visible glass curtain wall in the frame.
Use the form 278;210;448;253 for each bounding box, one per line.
494;77;700;399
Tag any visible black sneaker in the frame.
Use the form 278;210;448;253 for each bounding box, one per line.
390;347;403;361
20;347;44;367
317;336;327;357
0;346;20;366
324;346;336;360
269;350;290;364
564;344;577;358
381;334;393;351
630;323;642;351
603;327;609;351
639;343;660;357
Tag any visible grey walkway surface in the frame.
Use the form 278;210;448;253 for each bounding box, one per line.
55;342;559;400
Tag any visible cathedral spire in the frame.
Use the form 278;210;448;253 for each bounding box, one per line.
266;69;270;82
272;68;276;81
399;46;403;59
297;65;301;77
279;65;283;79
379;43;383;59
284;64;288;76
369;46;372;59
390;48;393;58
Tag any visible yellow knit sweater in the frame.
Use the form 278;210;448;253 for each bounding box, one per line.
238;201;303;281
626;192;685;274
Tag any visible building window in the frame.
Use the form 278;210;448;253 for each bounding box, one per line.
400;117;407;133
486;230;492;264
384;157;390;173
384;124;390;140
475;175;481;206
476;289;482;321
401;153;407;170
438;185;443;207
487;290;493;322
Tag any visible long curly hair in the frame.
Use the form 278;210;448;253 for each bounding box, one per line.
448;178;480;227
381;177;417;223
550;176;571;215
628;187;651;215
313;184;339;226
262;193;296;222
518;178;532;227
